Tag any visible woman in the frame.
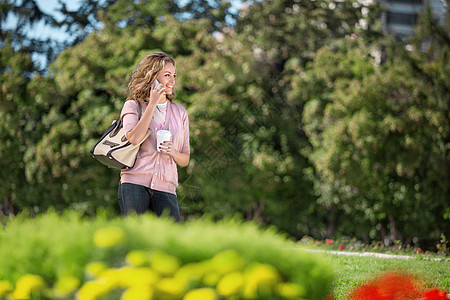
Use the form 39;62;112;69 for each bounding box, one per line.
118;52;190;222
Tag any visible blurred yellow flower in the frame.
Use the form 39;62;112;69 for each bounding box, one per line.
242;263;281;298
277;282;306;299
149;250;181;276
11;274;46;300
211;250;246;274
113;267;159;287
217;271;244;297
121;285;154;300
52;275;80;297
245;263;280;285
84;261;109;279
88;266;159;293
95;268;122;290
183;288;218;300
0;280;13;297
93;226;125;247
76;279;113;300
202;271;221;286
155;277;186;299
126;250;149;267
242;280;259;299
175;262;208;285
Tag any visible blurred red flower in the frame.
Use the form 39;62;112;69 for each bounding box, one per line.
349;272;423;299
326;239;333;245
423;288;448;300
339;243;346;250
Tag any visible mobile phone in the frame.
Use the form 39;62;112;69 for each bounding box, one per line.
154;79;162;91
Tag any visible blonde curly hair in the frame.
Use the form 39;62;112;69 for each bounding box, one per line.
126;52;176;105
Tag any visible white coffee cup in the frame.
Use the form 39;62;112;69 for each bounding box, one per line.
156;130;172;152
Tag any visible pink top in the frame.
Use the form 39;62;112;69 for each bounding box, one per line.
119;100;190;195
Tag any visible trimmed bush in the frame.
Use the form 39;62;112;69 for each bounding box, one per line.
0;211;333;299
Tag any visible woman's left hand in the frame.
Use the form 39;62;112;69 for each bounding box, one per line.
160;141;176;157
159;141;190;167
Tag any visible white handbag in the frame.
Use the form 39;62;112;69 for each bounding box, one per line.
90;102;150;169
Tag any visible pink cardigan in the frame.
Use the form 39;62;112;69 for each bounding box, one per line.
119;100;190;195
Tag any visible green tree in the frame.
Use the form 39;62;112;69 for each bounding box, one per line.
178;0;382;238
20;0;234;215
298;8;449;246
0;0;59;215
0;38;40;215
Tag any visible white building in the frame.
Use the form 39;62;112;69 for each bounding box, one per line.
378;0;447;38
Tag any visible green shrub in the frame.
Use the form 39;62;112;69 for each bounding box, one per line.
0;211;333;299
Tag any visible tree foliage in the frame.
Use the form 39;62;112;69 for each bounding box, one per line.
298;9;449;244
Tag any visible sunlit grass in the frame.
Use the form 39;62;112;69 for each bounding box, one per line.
329;254;450;299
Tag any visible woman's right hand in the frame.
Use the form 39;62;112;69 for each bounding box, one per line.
148;81;166;105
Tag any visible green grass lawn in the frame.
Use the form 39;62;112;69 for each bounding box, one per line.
327;253;449;299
